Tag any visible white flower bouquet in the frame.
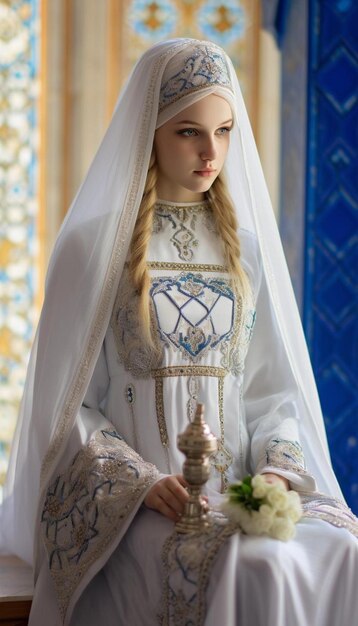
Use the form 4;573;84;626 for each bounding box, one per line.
222;474;302;541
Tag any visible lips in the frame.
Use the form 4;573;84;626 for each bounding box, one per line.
194;169;217;177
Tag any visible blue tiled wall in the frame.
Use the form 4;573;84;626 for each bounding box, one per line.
305;0;357;512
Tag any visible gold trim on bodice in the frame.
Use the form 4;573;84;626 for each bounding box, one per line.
151;365;231;492
147;261;227;272
151;365;227;378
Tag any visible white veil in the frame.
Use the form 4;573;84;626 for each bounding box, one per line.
0;38;343;566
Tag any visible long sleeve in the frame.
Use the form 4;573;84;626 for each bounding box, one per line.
243;267;316;492
38;343;160;624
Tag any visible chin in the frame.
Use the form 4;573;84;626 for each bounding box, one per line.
187;179;217;194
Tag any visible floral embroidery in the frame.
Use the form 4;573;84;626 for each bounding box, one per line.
153;203;211;261
112;266;254;380
220;301;254;376
151;273;236;362
110;267;163;378
159;43;232;113
159;514;237;626
265;438;307;474
41;429;159;621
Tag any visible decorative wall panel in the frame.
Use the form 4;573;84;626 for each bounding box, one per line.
0;0;41;488
305;0;357;512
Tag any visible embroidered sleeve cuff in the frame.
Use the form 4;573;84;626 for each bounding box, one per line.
256;438;316;492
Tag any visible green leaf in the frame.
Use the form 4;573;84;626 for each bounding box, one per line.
241;483;252;495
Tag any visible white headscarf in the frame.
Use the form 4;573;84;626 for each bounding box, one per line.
0;38;343;566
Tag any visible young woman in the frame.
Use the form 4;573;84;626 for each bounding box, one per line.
1;39;357;625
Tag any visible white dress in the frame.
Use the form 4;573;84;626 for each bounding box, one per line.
29;201;358;626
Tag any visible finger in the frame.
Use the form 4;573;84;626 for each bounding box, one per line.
144;477;189;513
167;478;189;505
262;473;276;483
144;491;179;521
146;482;186;514
156;496;180;522
262;473;289;490
161;486;187;514
176;474;189;488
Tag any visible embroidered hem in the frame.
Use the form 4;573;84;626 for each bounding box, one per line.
159;515;237;626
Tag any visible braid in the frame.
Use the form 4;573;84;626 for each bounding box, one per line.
128;154;158;343
207;174;250;299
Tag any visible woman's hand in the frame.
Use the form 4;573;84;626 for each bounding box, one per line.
144;474;189;522
261;472;289;491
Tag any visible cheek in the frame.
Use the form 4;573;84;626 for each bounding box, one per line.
167;142;193;167
218;138;230;162
155;143;186;179
155;137;186;165
154;133;174;165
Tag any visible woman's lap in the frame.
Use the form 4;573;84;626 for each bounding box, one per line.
71;509;358;626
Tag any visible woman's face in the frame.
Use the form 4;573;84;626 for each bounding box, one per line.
154;94;233;203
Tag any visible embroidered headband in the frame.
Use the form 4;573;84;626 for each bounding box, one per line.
156;41;234;127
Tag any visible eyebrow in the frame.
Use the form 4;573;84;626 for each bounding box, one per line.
175;119;233;126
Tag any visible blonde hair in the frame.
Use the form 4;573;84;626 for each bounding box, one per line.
128;154;158;344
207;173;250;298
129;166;250;343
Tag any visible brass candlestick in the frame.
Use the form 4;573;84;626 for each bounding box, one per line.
175;403;217;533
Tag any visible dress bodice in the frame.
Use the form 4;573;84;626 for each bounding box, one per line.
110;200;256;378
105;200;258;492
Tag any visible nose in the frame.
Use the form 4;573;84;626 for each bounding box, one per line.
200;135;217;162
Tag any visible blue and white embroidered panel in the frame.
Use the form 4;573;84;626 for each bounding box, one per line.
151;273;235;361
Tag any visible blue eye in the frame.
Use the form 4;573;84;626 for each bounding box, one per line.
216;127;231;135
178;128;198;137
